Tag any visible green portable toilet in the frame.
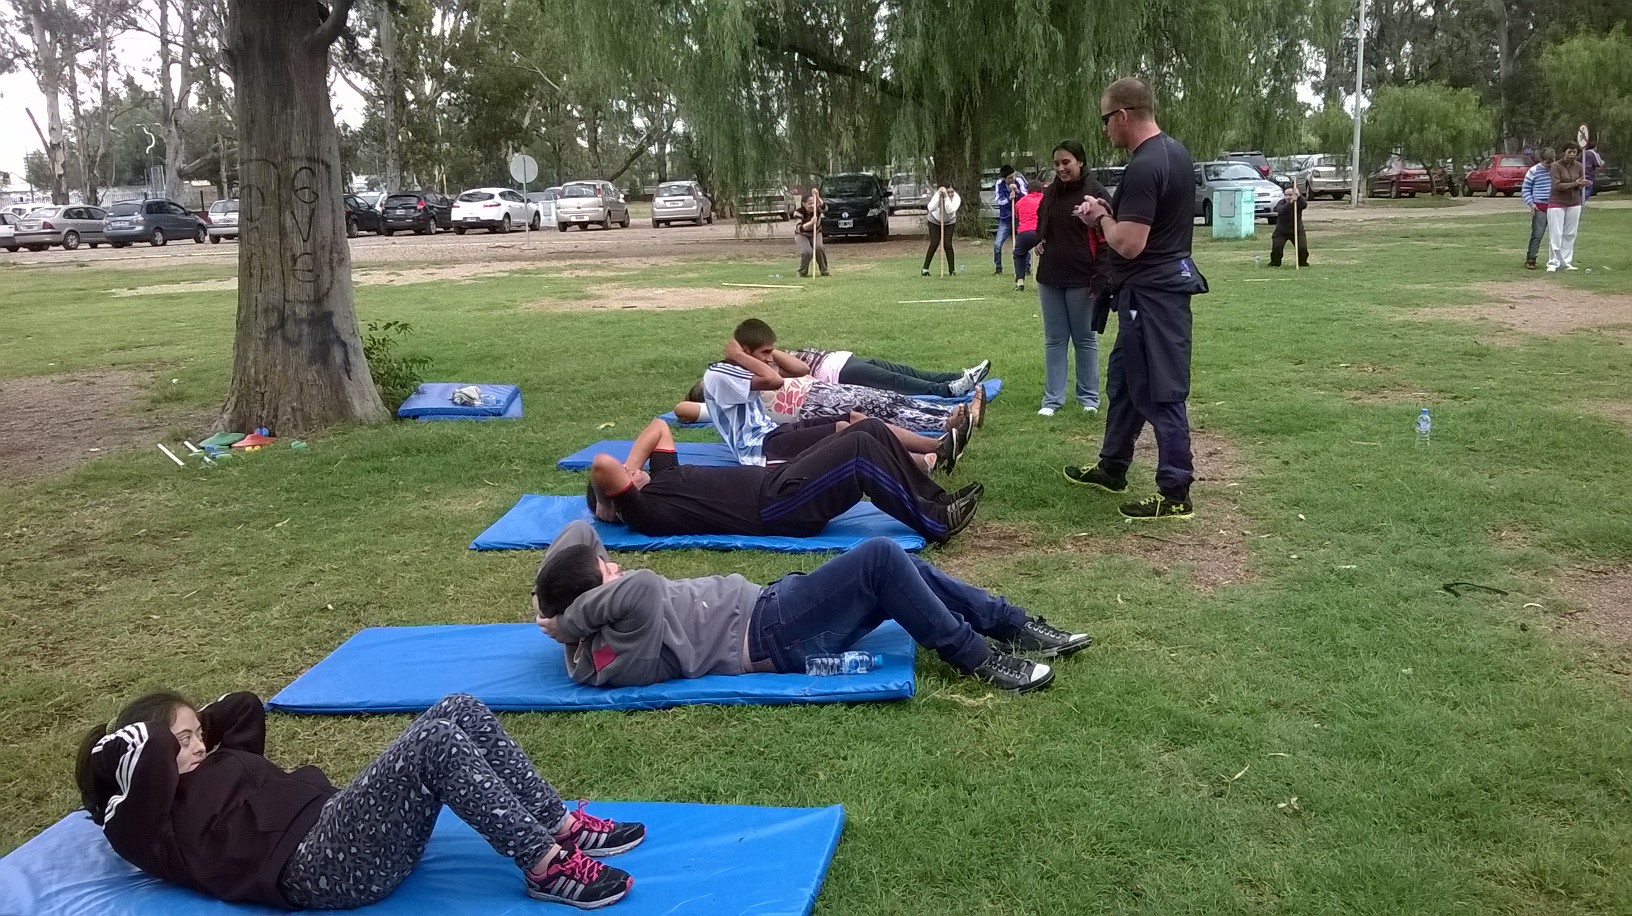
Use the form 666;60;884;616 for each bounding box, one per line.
1211;187;1256;239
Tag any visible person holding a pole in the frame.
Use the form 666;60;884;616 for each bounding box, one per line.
793;188;829;278
1268;185;1309;267
921;181;961;277
992;164;1028;274
1063;77;1208;520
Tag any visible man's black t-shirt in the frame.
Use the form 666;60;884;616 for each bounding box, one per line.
1107;132;1195;284
610;450;771;535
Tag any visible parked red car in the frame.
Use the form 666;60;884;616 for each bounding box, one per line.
1462;154;1533;197
1367;157;1449;198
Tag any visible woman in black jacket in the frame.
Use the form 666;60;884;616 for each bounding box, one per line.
76;691;642;910
1034;139;1110;417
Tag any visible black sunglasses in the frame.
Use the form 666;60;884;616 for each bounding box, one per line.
1100;107;1130;125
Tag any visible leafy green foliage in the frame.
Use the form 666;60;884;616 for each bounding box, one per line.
1542;26;1632;151
361;319;432;409
1364;83;1493;169
1307;104;1354;155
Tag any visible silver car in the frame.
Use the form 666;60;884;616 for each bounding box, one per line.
651;181;713;228
888;174;929;213
554;180;630;231
1193;161;1283;224
207;199;240;242
527;187;562;226
1291;154;1353;199
14;205;108;250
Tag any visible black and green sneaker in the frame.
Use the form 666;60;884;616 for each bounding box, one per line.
1063;463;1127;492
1119;495;1194;520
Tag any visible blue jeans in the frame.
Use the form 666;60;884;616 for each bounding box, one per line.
746;538;1028;674
1038;282;1100;410
993;216;1013;269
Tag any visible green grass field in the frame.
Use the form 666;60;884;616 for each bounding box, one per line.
3;208;1631;914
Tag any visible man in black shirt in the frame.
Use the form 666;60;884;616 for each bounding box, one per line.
586;417;980;544
1062;77;1209;520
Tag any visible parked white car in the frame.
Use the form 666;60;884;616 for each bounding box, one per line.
206;199;240;242
451;187;538;234
651;180;713;227
527;187;562;226
1;212;18;252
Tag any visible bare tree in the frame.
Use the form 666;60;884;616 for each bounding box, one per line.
6;0;75;204
220;0;387;435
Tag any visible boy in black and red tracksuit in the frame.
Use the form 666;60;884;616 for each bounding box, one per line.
1268;185;1309;267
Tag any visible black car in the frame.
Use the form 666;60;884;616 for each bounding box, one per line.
1594;164;1625;194
819;173;891;240
379;191;452;236
343;193;383;237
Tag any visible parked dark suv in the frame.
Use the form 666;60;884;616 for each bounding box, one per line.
819;173;891;240
379;191;452;235
103;198;208;247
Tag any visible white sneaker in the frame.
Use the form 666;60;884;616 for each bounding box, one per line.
1546;266;1558;272
1037;407;1057;417
1082;404;1098;414
1564;264;1579;271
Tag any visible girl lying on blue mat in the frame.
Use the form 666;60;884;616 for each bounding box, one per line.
675;371;987;435
533;521;1092;695
76;691;640;910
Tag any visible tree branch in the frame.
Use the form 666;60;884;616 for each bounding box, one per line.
751;18;912;102
312;0;354;49
603;127;657;183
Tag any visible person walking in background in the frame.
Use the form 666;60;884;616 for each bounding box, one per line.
1582;139;1603;202
1064;77;1208;520
1267;185;1308;267
1546;144;1587;272
1520;147;1554;270
793;188;828;277
1012;179;1044;292
922;182;961;276
992;164;1028;274
1034;140;1111;417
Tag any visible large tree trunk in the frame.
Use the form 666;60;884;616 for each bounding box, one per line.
378;0;401;192
1490;0;1512;152
221;0;386;435
932;93;982;241
24;2;70;204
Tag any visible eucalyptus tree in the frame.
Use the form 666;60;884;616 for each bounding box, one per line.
220;0;388;434
557;0;1338;234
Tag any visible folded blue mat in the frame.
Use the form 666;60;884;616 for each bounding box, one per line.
397;383;523;421
470;494;926;553
0;802;845;915
657;377;1004;428
268;620;914;713
557;439;739;470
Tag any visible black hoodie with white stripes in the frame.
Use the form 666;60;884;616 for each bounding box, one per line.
86;691;335;908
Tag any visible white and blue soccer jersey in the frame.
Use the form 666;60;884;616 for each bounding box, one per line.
703;362;779;466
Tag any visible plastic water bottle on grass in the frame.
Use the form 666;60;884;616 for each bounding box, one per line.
1415;408;1432;448
805;651;883;676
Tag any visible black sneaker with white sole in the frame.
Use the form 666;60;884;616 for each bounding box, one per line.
970;650;1053;693
556;802;646;857
525;845;633;909
934;426;965;475
999;617;1093;659
1062;463;1127;492
1119;495;1194;520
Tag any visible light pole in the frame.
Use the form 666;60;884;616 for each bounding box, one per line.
1349;0;1367;206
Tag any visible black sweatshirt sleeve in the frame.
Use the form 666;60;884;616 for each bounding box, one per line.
90;722;182;877
198;691;266;755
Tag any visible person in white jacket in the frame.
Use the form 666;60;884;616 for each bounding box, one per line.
921;183;962;276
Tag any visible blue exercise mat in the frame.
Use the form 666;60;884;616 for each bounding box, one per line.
557;439;739;470
397;383;523;421
0;802;845;916
469;493;926;553
267;621;914;714
656;377;1003;428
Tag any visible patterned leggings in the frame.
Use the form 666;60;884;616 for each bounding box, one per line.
800;382;953;433
279;694;567;909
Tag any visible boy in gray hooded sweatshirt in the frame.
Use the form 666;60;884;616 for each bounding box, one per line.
532;522;1091;694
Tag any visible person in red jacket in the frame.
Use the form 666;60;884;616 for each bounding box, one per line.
1011;180;1045;292
76;691;642;910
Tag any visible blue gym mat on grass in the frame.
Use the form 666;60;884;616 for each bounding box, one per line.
469;494;926;553
397;383;523;421
658;377;1004;427
267;621;914;714
0;802;845;916
557;439;739;470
